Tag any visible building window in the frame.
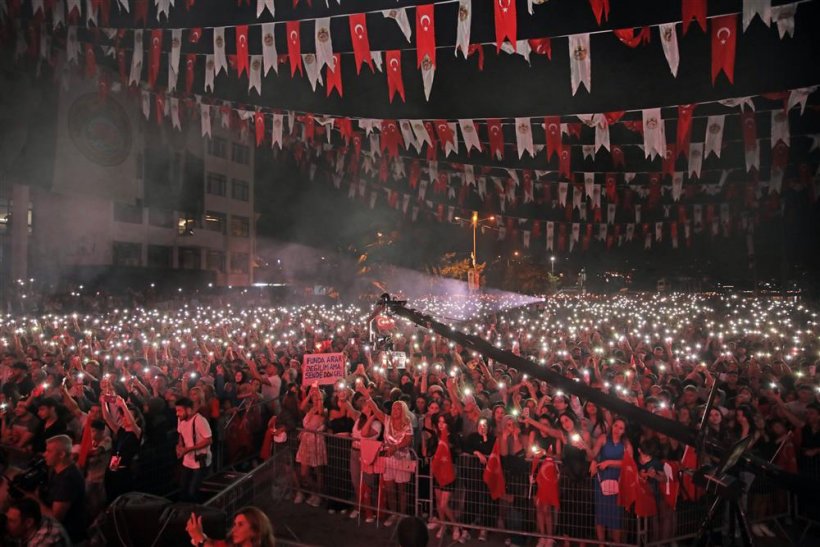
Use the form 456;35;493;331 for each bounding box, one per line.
178;213;199;236
148;208;174;228
231;142;250;165
206;172;227;196
231;252;249;274
230;215;250;238
147;245;172;268
179;247;202;270
204;211;227;234
0;200;34;235
207;137;227;158
113;242;142;267
113;202;143;224
231;179;249;201
206;250;225;272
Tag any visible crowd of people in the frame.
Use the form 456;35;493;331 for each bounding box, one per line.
0;293;817;546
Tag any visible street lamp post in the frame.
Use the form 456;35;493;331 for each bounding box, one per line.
550;256;556;274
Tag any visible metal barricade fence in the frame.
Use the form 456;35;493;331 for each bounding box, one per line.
795;455;820;543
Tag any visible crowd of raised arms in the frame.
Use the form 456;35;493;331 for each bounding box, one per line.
0;293;818;546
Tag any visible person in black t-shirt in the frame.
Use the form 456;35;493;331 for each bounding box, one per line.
28;434;87;544
32;399;67;454
101;395;143;502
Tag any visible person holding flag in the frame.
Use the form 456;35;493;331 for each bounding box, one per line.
428;413;464;541
528;413;562;547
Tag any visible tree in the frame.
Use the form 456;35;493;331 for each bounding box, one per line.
433;252;485;281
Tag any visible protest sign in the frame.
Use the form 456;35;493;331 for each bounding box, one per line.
302;352;346;385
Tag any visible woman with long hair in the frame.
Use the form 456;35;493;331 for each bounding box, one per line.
294;384;327;507
101;394;142;502
589;417;631;546
526;413;563;547
186;506;276;547
427;413;464;542
557;411;593;547
349;392;382;523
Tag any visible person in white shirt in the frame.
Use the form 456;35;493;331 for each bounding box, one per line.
175;397;212;502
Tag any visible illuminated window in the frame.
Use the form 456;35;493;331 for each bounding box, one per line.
230;216;250;238
204;211;227;234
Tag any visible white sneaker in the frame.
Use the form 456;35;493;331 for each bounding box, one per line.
452;528;461;541
349;510;359;520
307;495;321;507
459;529;470;543
293;491;305;504
758;523;776;538
478;529;487;542
365;515;375;524
327;508;336;515
384;514;397;527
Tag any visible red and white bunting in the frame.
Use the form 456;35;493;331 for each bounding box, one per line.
642;108;666;159
213;27;228;76
711;15;737;84
771;4;796;38
455;0;471;59
303;53;323;91
659;23;680;77
771;110;789;147
262;23;278;75
383;7;412;42
349;14;373;74
742;0;771;31
204;54;214;92
494;0;517;51
129;30;142;85
568;33;591;95
256;0;273;18
272;113;283;149
515;118;534;159
249;55;262;94
200;103;211;137
286;21;303;76
704;115;725;158
314;17;334;70
459;119;482;153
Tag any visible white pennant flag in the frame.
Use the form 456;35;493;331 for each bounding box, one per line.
168;29;181;92
140;89;150;119
626;223;635;241
642;108;666;159
770;164;784;194
655;222;663;242
523;230;530;249
568;33;591;95
411;121;431;151
371;51;383;72
745;140;760;171
459;119;482;153
571;223;580;251
67;0;80;21
688;143;704;178
383;8;412;42
204;55;215;92
743;0;772;30
787;86;817;114
771;3;797;38
595;119;610;152
220;102;231;129
257;0;273;18
314;18;334;70
635;204;642;223
558;182;568;206
201;104;212;137
399;120;417;150
672;172;683;201
607;203;616;224
412;206;419;222
370;192;378;209
719;97;756;111
155;0;170;21
444;122;459;157
658;23;679;77
455;0;471;58
170;97;181;130
421;60;435;101
572;184;582;210
302;54;323;91
53;0;66;29
546;222;555;251
249;55;262;94
261;23;278;76
515;118;534;158
402;194;411;214
592;184;601;209
31;0;43;16
213;27;228;77
66;26;79;64
582;145;595;160
584;173;594;198
599;224;607;241
478;177;487;198
464;164;475;186
271;114;283;149
501;40;532;64
704;115;725;158
116;0;129;12
85;0;96;26
129;30;143;85
771;110;790;147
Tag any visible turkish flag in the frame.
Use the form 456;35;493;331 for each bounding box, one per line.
434;120;455;152
680;445;700;501
154;92;165;124
336;117;352;144
589;0;609;25
611;145;625;168
663;144;677;177
84;43;96;78
254;112;265;146
185;54;196;94
487;119;504;160
617;449;639;510
431;439;456;487
416;4;436;68
529;37;551;59
494;0;517;51
544;116;561;160
148;29;162;87
711;14;737;84
117;49;127;85
606;173;618;203
535;457;560;508
635;473;658;517
676;104;694;157
468;43;485;70
409;159;420;189
326;54;343;98
740;111;757;151
189;27;202;43
559;147;571;179
682;0;707;35
483;440;506;500
286;21;303;76
77;420;94;469
236;25;249;77
349;14;373;74
134;0;147;24
614;26;650;47
380;120;403;159
385;50;405;103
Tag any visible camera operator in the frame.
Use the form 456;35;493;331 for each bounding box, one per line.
5;497;70;546
175;397;212;502
23;435;87;544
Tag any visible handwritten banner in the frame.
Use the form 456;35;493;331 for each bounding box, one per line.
302;352;346;386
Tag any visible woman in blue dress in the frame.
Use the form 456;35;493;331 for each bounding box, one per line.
589;417;632;545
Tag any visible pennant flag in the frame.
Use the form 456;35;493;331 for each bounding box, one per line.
676;104;695;157
515;117;534;158
249;55;263;94
771;3;796;38
483;441;506;500
743;0;772;31
189;28;202;43
326;53;343;97
169;29;181;91
214;27;228;76
682;0;706;35
254;111;265;146
420;55;435;100
84;43;96;78
740;110;757;151
568;33;591;95
459;119;481;153
257;0;273;18
487;119;504;160
416;4;436;69
494;0;517;51
383;7;412;42
771;110;789;147
455;0;471;59
642;108;666;159
589;0;609;25
545;116;561;160
272;114;283;148
200;104;211;137
286;21;303;76
129;30;143;85
431;438;456;487
314;17;334;70
711;15;737;84
302;54;323;91
704;115;725;158
614;27;650;47
659;23;680;77
688;142;704;178
147;29;161;87
262;23;278;76
530;37;552;59
236;25;249;77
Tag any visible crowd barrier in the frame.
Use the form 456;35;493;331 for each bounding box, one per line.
795;456;820;543
198;430;794;546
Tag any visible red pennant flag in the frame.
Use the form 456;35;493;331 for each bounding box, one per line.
559;147;571;178
663;144;677;177
635;474;658;517
155;92;165;124
589;0;610;25
676;104;695;157
84;43;96;78
606;173;618;203
385;50;405;103
97;71;110;101
494;0;517;51
117;49;127;85
545;116;561;161
255;111;265;147
236;25;249;77
663;461;681;509
326;54;343;98
189;27;202;43
185;54;196;94
77;420;94;469
349;14;373;74
605;111;624;125
483;440;506;500
431;438;456;487
148;29;162;88
648;174;662;209
416;4;436;68
286;21;303;76
337;117;352;144
409;159;420;189
302;114;314;143
711;15;737;84
487;119;504;160
613;27;651;47
536;457;560;508
529;37;552;59
682;0;707;35
566;123;582;140
740;110;757;151
134;0;147;24
611;145;625;168
558;223;567;252
380;120;403;159
468;44;485;70
617;449;639;510
434;120;455;152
